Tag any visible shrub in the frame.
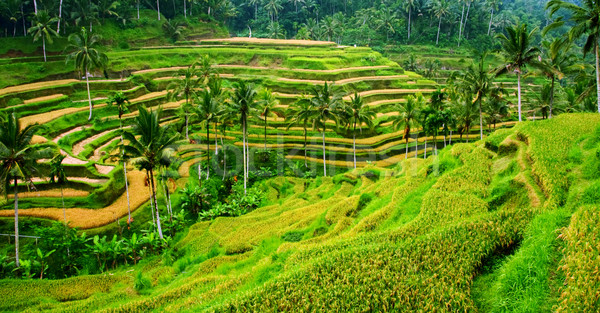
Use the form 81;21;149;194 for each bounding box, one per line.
282;230;304;242
134;271;152;293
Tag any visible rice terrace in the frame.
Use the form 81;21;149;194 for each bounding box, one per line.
0;0;599;312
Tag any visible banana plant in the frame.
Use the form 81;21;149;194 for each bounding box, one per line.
35;248;56;279
91;235;110;271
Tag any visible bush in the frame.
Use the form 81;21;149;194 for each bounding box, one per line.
282;230;304;242
134;271;152;293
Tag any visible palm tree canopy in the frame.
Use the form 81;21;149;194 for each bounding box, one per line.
259;89;282;119
547;0;600;56
28;10;59;44
495;22;540;76
230;81;259;124
462;52;492;103
346;93;376;132
195;91;220;127
309;82;343;131
0;113;51;193
392;94;421;140
107;92;130;119
49;154;67;185
66;27;108;75
121;107;179;172
286;96;314;130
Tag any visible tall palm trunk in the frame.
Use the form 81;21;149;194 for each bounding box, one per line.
157;0;161;20
148;169;163;239
184;0;187;17
458;4;465;47
303;121;308;168
488;8;494;35
206;121;210;179
405;136;409;159
322;131;327;176
86;65;93;121
436;17;442;45
119;119;131;223
222;135;226;180
214;122;218;156
596;42;600;114
479;97;483;140
549;76;555;119
424;134;427;159
58;0;63;34
33;0;38;14
415;132;418;158
517;72;522;122
13;177;20;267
242;117;247;195
42;36;46;62
61;186;66;223
264;116;268;151
407;9;411;40
353;122;357;169
463;2;471;39
146;171;156;228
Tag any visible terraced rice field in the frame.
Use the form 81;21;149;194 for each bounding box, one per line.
0;39;514;229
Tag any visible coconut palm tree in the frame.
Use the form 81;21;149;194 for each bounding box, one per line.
392;95;421;159
66;27;108;121
258;89;281;151
49;154;68;224
461;52;492;140
107;92;132;224
121;107;179;239
286;96;314;168
487;0;502;35
453;92;479;141
207;76;226;155
195;91;219;180
533;37;584;118
231;81;259;195
167;62;202;140
0;113;50;267
28;10;59;62
486;86;509;129
495;22;540;122
403;0;418;40
430;0;451;45
547;0;600;114
344;93;375;169
310;82;343;176
264;0;283;22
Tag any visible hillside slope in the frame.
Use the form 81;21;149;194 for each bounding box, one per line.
1;113;598;312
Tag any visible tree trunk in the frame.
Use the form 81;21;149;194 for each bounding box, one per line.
463;2;471;40
185;114;189;140
353;122;357;169
222;135;226;180
479;97;483;140
449;130;453;145
415;132;418;158
157;0;161;20
147;172;156;228
424;136;427;159
206;121;210;180
436;17;442;45
184;0;187;17
22;5;26;36
408;9;411;40
14;177;20;268
517;72;522;122
86;65;93;120
120;119;131;224
303;122;307;168
42;36;46;62
488;8;494;36
58;0;63;34
33;0;38;14
242;117;247;195
322;131;327;176
549;76;555;119
596;42;600;114
264;116;268;151
61;186;66;223
149;169;163;239
458;4;464;47
405;137;409;159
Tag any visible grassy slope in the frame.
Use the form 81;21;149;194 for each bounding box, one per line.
1;114;598;312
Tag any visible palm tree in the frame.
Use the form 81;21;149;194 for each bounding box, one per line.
231;82;259;195
29;11;59;63
167;62;202;140
430;0;451;45
534;37;584;118
345;93;375;169
258;89;281;151
377;7;396;42
267;22;286;39
4;0;22;37
461;52;492;140
207;76;226;155
195;91;219;180
310;83;343;176
49;154;68;224
547;0;600;113
532;83;553;120
495;22;540;122
107;92;132;224
0;114;49;267
486;86;509;129
403;0;418;40
265;0;282;22
66;27;108;121
121;107;179;239
487;0;502;35
453;92;478;141
286;96;314;168
393;95;421;159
